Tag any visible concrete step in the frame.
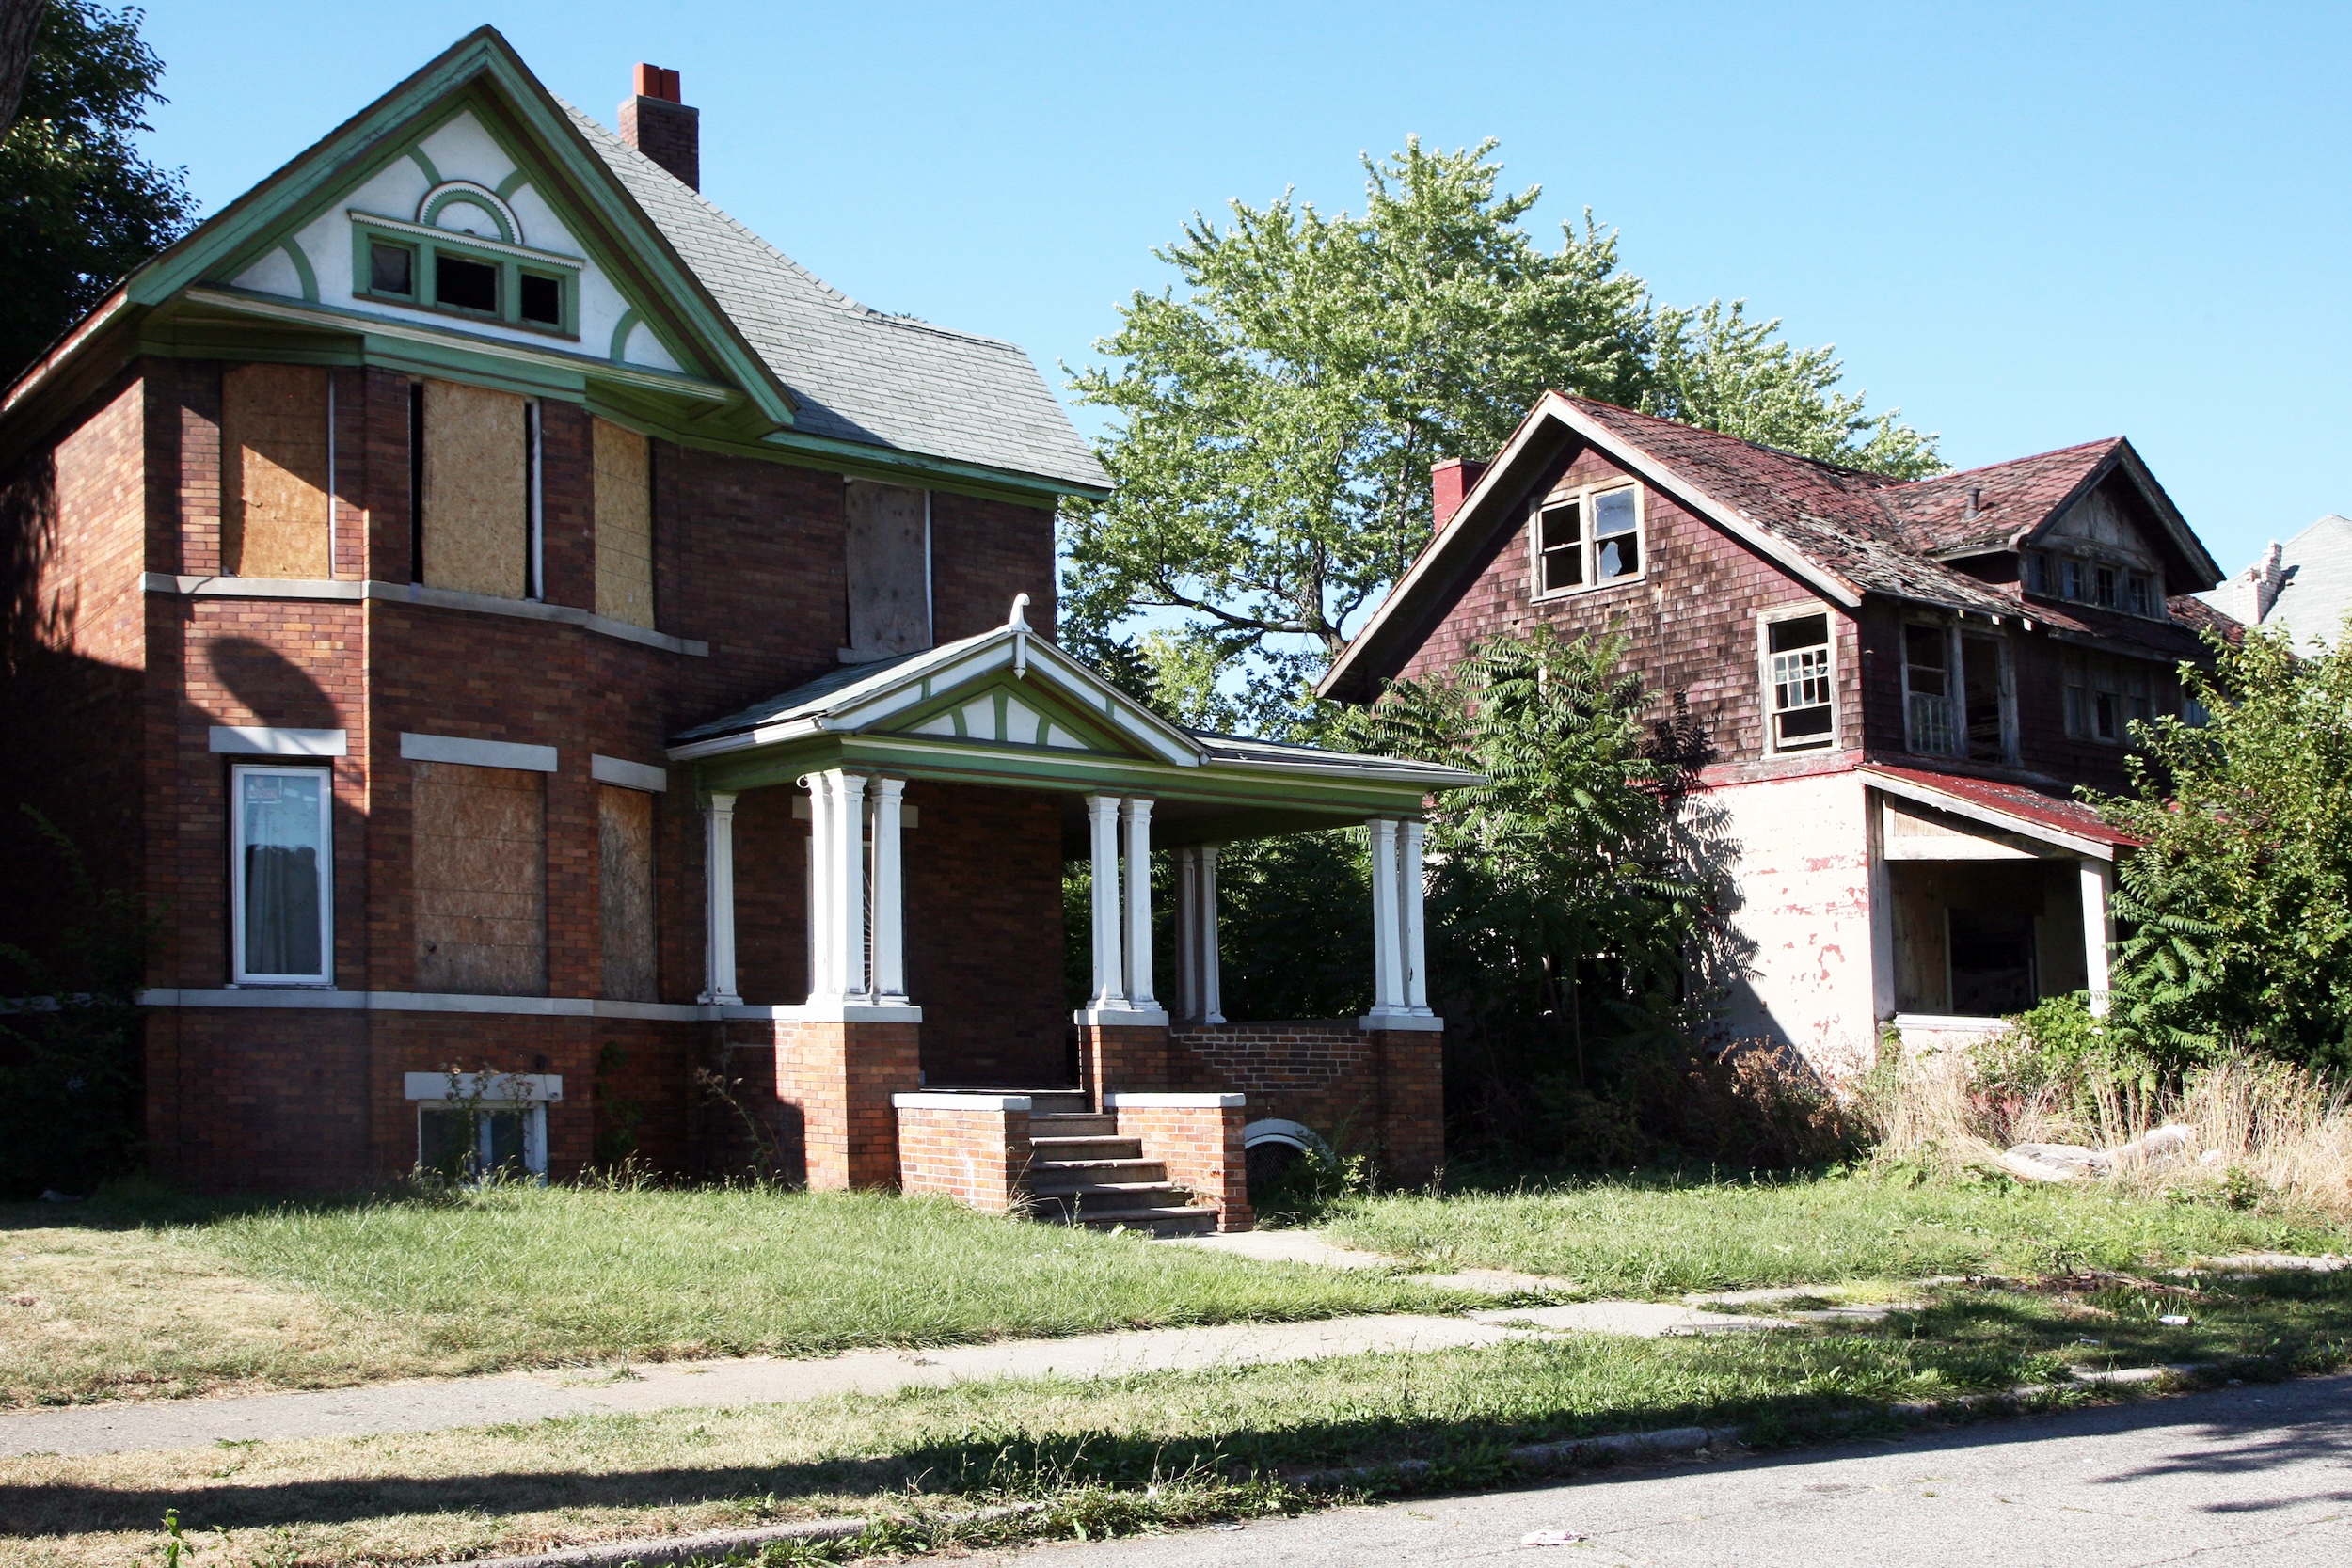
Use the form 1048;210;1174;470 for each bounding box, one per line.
1030;1111;1118;1137
1027;1180;1191;1215
1029;1156;1168;1184
1071;1204;1220;1237
1025;1090;1092;1115
1030;1134;1143;1162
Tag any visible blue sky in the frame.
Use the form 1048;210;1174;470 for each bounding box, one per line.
139;1;2347;576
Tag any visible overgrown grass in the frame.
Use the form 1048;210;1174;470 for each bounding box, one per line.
1323;1167;2349;1294
0;1183;1463;1407
12;1270;2349;1567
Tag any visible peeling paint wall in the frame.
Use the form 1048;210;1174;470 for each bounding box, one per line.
1695;768;1881;1081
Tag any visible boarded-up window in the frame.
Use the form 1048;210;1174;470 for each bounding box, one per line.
420;380;529;599
223;364;330;578
844;480;930;658
593;420;654;628
598;784;657;1001
412;761;547;995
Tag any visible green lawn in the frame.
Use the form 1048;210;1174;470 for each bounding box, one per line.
0;1183;1463;1406
1321;1169;2351;1295
13;1268;2350;1568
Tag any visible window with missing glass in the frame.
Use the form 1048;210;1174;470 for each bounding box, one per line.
435;252;499;314
2063;652;2156;744
1763;610;1836;752
349;214;582;337
230;764;331;985
1532;483;1643;596
369;241;415;297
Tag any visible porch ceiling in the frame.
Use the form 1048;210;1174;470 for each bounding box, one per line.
665;607;1482;842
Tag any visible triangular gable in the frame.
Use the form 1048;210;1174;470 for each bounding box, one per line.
2018;444;2220;591
85;28;795;435
667;613;1205;769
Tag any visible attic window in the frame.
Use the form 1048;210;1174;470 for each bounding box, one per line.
369;241;415;297
1537;501;1582;593
518;273;562;326
436;253;499;314
1532;483;1643;597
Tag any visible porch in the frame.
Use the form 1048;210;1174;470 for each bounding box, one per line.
1866;765;2136;1053
665;601;1478;1229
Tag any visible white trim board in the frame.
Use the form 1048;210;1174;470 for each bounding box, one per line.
140;573;709;657
209;726;347;757
401;733;559;772
591;754;669;792
404;1071;564;1102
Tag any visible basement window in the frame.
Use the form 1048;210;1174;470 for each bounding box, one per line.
1763;610;1836;752
368;241;415;297
418;1101;548;1180
435;253;499;314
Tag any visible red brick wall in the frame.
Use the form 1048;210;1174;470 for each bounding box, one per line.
1168;1020;1445;1185
733;1016;920;1189
1391;444;1862;764
1112;1100;1253;1230
929;489;1057;641
897;1100;1031;1212
905;782;1068;1085
1079;1022;1170;1108
0;369;150;954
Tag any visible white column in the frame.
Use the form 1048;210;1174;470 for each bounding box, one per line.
1399;817;1430;1015
1367;817;1404;1012
2081;856;2115;1017
1198;843;1225;1025
833;772;869;999
803;774;834;1001
1086;794;1126;1006
700;792;740;1005
871;777;907;1003
1173;846;1200;1022
1122;798;1157;1011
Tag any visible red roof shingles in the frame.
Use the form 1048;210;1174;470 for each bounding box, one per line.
1862;762;2141;849
1878;440;2122;558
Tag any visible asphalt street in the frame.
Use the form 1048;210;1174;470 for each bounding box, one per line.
982;1372;2352;1567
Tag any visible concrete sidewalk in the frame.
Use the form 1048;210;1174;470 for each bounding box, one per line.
0;1227;1807;1460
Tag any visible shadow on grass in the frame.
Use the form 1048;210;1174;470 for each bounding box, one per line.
14;1294;2352;1542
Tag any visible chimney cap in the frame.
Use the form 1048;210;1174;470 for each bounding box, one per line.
632;63;682;103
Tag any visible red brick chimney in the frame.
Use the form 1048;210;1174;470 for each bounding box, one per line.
1430;457;1488;532
618;63;699;191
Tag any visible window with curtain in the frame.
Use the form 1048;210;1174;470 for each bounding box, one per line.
232;765;330;983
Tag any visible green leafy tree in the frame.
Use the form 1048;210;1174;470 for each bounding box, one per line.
1065;138;1939;733
1348;626;1703;1157
1645;299;1942;479
2091;626;2352;1075
0;0;193;383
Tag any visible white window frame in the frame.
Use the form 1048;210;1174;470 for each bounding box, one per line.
1758;603;1839;755
229;762;334;987
1529;482;1645;600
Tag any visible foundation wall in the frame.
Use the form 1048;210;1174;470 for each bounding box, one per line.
896;1098;1031;1212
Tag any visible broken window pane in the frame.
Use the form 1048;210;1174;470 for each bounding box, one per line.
436;253;498;313
1593;488;1639;580
370;242;414;296
1768;613;1834;750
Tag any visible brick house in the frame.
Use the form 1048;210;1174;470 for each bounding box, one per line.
0;29;1470;1225
1321;393;2233;1077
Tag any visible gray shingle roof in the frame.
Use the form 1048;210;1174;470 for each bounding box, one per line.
564;103;1108;494
2201;515;2352;648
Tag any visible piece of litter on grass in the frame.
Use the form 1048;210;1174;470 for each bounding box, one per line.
1207;1522;1243;1531
2158;1314;2192;1326
1523;1529;1586;1546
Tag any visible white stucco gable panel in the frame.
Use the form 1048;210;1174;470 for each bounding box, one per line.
230;246;305;298
414;112;518;197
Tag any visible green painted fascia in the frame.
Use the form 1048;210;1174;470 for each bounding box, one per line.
115;28;798;433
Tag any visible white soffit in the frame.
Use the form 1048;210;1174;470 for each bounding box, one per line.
209;726;347;757
591;753;669;792
400;733;559;772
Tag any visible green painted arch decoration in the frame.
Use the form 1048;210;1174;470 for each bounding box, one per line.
608;305;643;363
277;239;319;303
405;146;441;187
493;168;532;201
417;181;519;245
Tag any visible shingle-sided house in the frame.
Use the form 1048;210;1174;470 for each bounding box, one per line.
0;29;1472;1225
1321;393;2233;1076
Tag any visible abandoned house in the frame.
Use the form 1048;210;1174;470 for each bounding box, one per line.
0;29;1473;1227
1321;393;2234;1077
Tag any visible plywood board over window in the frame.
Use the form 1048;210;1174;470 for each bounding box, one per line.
593;420;654;628
222;364;330;578
844;479;930;658
421;380;529;599
412;761;547;995
598;784;657;1001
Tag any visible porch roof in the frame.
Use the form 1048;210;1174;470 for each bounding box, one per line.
1862;763;2140;860
665;602;1483;846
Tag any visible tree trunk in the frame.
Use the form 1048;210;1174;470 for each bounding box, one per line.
0;0;46;139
